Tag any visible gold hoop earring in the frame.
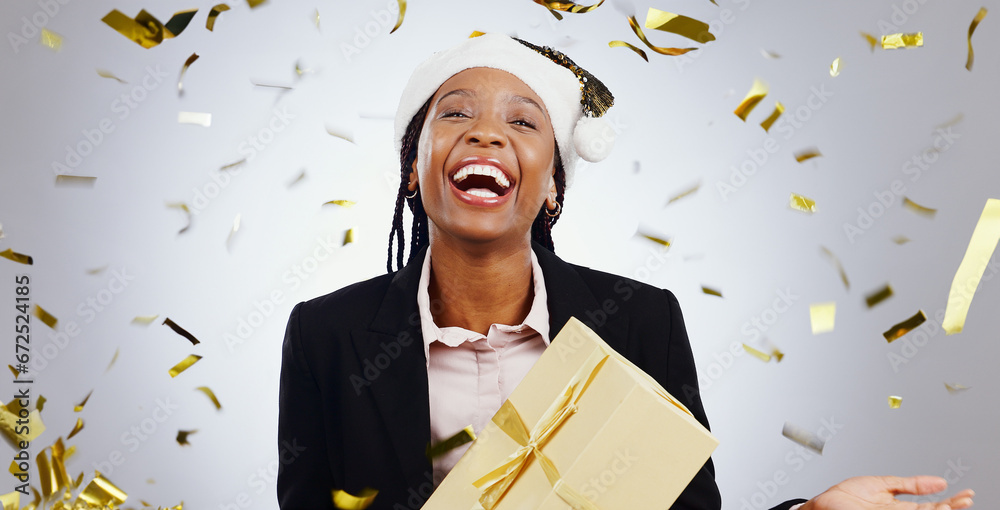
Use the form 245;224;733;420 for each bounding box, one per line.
545;202;561;218
405;187;418;199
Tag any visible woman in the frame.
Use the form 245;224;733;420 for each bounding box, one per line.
278;34;975;510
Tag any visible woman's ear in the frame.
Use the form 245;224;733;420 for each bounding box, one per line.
408;159;419;191
545;173;558;210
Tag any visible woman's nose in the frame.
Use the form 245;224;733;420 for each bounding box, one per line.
464;116;507;148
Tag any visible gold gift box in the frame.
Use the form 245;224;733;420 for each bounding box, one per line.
424;317;719;510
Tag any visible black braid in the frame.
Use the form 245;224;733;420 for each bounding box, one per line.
387;99;568;273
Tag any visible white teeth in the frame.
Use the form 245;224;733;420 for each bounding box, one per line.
467;189;499;198
451;164;510;189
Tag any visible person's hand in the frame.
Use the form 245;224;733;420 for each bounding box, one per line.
800;476;974;510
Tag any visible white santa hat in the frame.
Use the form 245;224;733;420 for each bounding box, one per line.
393;33;615;187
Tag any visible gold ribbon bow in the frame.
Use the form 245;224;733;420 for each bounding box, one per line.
472;355;610;510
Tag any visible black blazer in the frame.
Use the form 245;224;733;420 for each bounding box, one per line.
278;242;806;510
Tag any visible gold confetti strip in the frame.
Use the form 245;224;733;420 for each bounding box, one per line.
667;182;700;205
943;199;1000;334
0;491;19;510
469;31;486;38
36;395;45;412
74;390;93;412
288;170;306;187
332;488;378;510
295;60;313;78
771;348;785;362
638;233;671;248
966;8;988;70
55;175;97;187
644;8;714;43
206;4;230;31
163;318;201;346
40;28;63;51
627;15;697;56
132;314;159;325
96;69;127;83
177;53;199;95
195;386;222;410
77;472;127;508
33;304;58;329
781;422;825;455
742;344;771;363
609;40;648;62
902;197;937;218
343;228;356;246
220;158;246;171
760;48;781;59
888;395;902;409
883;310;926;342
820;246;850;289
830;57;842;77
759;102;784;132
67;419;84;440
794;148;821;163
789;193;817;214
0;248;34;265
701;286;722;298
168;355;203;378
86;265;108;274
178;111;212;127
0;402;44;443
945;382;970;393
390;0;406;34
325;126;355;144
937;113;964;130
227;214;242;251
7;366;17;378
534;0;604;14
105;348;119;372
166;202;192;234
176;429;197;446
247;0;266;8
861;31;878;52
881;32;923;50
324;200;357;208
733;78;768;121
810;302;836;334
314;9;320;29
102;9;197;49
864;284;894;308
426;425;476;460
892;235;911;245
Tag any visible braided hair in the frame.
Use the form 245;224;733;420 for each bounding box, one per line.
386;96;567;273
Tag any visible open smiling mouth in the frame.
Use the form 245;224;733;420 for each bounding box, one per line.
450;165;514;198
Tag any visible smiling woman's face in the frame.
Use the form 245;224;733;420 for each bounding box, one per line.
409;67;558;248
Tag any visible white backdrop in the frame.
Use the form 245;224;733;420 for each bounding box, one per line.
1;0;998;508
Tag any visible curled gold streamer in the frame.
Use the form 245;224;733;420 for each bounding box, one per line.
33;304;58;329
67;418;84;440
101;9;196;48
903;197;937;217
627;15;697;56
166;202;192;234
608;40;648;62
943;198;1000;334
734;78;768;121
76;473;127;507
0;248;33;265
178;52;199;94
759;102;784;132
794;148;821;163
97;69;127;83
820;246;850;289
332;488;378;509
966;8;988;70
206;4;231;31
390;0;406;34
195;386;222;410
883;310;927;342
534;0;604;14
168;355;202;378
881;32;923;49
74;390;93;412
644;8;714;43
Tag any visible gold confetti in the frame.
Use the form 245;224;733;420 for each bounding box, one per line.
864;284;894;308
0;248;34;265
7;366;17;378
314;9;320;29
937;113;964;130
246;0;267;8
861;31;878;51
220;158;246;171
163;318;201;346
892;235;911;245
533;0;604;14
74;390;93;412
168;355;203;378
638;233;671;247
288;170;306;187
77;472;127;508
426;425;476;460
40;28;63;51
325;126;355;144
295;60;313;78
742;344;771;362
332;488;378;510
86;265;108;274
781;422;825;454
166;202;192;234
965;9;989;69
609;40;649;62
0;491;19;510
102;9;197;49
734;78;768;121
830;57;842;77
105;348;120;372
206;4;230;31
771;348;785;362
945;382;971;393
883;310;927;342
943;199;1000;334
794;148;822;163
627;15;697;56
881;32;923;50
0;402;44;443
343;228;355;246
178;52;199;95
390;0;406;34
810;302;836;334
667;182;700;205
97;69;127;83
132;315;159;325
701;286;722;298
644;8;714;43
176;429;197;446
36;395;46;412
888;395;902;409
760;48;781;59
324;200;357;208
67;419;84;440
903;197;937;218
195;386;222;410
227;214;241;251
789;193;817;214
33;304;58;329
759;102;784;132
469;31;486;38
178;111;212;127
820;246;850;289
55;175;97;187
0;222;4;240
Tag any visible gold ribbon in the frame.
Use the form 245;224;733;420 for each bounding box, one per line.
472;355;610;510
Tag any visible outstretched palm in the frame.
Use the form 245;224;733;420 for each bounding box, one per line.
801;476;975;510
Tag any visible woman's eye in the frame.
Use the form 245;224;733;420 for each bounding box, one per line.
442;111;467;118
512;119;536;129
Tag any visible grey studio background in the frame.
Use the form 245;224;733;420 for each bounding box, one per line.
1;0;998;508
